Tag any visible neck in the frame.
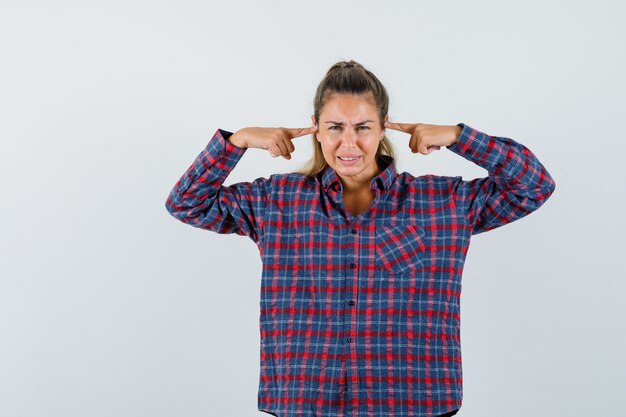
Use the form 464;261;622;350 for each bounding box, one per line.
340;179;370;194
339;161;382;194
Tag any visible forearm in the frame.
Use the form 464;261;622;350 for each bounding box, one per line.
448;123;556;234
165;128;246;225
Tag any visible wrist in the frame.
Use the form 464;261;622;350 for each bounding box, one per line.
228;131;248;148
451;125;461;145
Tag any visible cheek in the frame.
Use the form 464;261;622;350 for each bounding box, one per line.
318;141;332;157
319;137;339;151
364;135;381;148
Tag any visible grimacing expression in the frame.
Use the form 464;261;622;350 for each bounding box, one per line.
312;93;388;186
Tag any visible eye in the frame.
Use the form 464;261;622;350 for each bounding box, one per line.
328;125;369;131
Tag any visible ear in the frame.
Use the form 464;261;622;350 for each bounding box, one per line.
311;115;320;142
381;114;389;140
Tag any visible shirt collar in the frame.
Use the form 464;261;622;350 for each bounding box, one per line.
321;154;396;193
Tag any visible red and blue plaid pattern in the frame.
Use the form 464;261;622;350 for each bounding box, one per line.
165;123;556;417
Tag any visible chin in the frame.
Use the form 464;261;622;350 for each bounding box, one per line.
335;165;364;176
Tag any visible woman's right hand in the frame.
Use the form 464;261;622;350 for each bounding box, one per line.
228;125;318;160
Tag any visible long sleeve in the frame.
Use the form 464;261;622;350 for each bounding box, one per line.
165;128;271;244
446;123;556;235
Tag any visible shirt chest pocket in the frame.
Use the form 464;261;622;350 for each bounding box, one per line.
374;224;427;275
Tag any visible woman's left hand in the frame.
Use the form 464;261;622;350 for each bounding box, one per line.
384;121;462;155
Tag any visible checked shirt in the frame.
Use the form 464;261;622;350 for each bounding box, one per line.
165;123;556;417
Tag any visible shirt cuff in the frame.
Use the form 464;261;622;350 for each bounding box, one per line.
445;123;501;171
193;128;248;180
446;123;473;151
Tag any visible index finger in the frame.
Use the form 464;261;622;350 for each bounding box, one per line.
285;126;318;138
384;121;416;134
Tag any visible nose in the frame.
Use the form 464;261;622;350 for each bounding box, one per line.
339;129;357;148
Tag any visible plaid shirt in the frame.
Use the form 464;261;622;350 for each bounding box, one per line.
165;123;556;417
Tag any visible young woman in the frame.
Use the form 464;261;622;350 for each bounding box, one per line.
165;60;556;417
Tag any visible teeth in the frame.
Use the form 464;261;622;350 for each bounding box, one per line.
339;156;358;161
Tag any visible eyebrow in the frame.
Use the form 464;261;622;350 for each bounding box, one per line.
324;120;375;126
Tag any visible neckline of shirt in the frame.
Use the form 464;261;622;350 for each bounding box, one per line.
320;154;396;193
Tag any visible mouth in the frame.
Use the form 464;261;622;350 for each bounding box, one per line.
337;155;361;165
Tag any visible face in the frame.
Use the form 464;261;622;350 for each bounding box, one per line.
312;92;388;190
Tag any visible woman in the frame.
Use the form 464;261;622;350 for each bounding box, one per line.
165;60;556;417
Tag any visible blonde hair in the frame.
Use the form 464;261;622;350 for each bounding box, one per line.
297;60;395;177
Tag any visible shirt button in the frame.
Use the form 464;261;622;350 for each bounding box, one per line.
347;337;353;343
348;300;355;306
349;263;356;269
351;229;357;234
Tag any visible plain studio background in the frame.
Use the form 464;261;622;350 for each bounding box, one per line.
1;1;624;416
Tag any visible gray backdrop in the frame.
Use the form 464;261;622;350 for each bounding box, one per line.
1;0;624;416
